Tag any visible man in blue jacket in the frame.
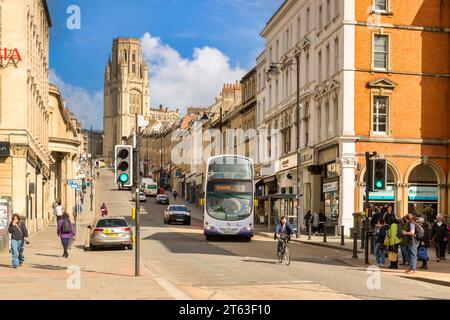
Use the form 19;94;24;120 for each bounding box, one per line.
275;216;294;257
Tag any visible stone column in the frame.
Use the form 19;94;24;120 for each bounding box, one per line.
11;145;28;217
339;156;357;236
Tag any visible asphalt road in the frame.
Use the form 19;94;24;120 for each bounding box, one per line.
100;169;450;300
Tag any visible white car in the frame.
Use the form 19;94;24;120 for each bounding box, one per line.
132;191;147;202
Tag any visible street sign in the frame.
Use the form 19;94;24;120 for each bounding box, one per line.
67;179;82;189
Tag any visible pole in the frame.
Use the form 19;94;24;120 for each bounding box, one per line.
364;152;371;265
90;126;93;211
341;225;345;246
135;115;141;277
295;52;302;239
352;231;358;259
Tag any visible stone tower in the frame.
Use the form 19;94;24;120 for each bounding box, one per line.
103;37;150;163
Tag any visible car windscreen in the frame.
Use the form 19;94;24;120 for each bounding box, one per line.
96;219;128;228
170;206;188;212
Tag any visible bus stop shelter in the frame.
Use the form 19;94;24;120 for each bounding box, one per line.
256;194;298;233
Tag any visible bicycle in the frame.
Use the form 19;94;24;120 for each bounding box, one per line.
276;235;291;266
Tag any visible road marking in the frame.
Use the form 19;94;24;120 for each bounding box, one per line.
141;264;191;300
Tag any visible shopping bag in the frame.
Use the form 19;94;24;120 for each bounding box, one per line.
388;251;398;262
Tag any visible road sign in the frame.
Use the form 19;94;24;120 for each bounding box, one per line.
67;179;82;189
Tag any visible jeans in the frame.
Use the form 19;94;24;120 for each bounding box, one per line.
10;239;24;267
61;238;71;257
374;243;385;265
409;238;419;271
401;245;410;263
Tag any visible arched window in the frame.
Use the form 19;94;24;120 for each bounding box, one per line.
124;50;128;62
132;52;136;73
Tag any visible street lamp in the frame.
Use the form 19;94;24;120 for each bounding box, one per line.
266;53;302;237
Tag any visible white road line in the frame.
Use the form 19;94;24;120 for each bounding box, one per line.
142;264;191;300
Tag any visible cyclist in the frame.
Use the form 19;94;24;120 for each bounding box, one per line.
275;216;294;257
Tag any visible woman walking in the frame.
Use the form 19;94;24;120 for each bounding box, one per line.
417;217;430;269
57;212;75;258
431;214;448;262
8;214;28;268
100;203;108;217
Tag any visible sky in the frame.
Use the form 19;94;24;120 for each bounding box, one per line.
47;0;283;130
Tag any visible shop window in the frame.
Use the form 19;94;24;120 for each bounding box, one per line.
408;164;439;221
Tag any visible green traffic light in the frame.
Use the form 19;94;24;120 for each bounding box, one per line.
119;173;129;183
375;180;384;189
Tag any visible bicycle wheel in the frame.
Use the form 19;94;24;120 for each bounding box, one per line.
284;245;291;266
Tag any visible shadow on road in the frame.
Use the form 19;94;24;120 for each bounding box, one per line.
35;253;61;258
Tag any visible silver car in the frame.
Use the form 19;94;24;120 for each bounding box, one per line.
164;205;191;225
87;217;133;251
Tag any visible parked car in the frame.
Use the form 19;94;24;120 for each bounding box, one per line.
86;217;133;251
155;194;169;204
164;205;191;225
131;190;147;202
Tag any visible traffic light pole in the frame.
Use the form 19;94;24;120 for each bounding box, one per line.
364;151;377;265
135;115;141;277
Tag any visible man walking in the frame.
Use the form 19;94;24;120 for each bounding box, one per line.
403;212;422;274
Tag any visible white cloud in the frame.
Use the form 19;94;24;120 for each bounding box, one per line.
49;69;103;130
140;32;246;112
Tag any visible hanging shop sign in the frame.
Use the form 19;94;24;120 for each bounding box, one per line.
0;142;10;157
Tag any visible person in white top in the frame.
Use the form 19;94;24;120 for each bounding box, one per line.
54;201;64;221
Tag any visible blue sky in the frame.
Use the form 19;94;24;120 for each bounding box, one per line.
47;0;283;130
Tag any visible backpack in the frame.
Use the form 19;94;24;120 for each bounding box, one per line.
396;224;404;239
62;218;72;234
411;222;424;240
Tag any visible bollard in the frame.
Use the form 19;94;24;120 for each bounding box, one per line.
369;231;374;254
323;225;327;243
352;231;358;259
361;226;365;249
364;228;370;265
308;224;312;240
341;226;345;246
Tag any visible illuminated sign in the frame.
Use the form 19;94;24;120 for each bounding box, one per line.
0;48;22;68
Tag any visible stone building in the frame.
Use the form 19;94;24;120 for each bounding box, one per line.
103;37;150;164
81;129;103;160
0;0;52;239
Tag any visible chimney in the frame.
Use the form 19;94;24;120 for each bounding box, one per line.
159;104;163;110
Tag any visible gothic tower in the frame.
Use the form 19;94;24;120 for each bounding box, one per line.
103;37;150;163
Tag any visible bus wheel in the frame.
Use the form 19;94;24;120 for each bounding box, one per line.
244;237;252;242
206;235;212;241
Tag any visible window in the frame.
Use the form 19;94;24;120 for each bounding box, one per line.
269;47;273;63
269;85;272;107
275;80;279;105
318;51;322;82
283;127;291;154
334;38;339;72
297;17;301;41
373;96;389;133
286;28;290;52
276;39;279;61
318;5;323;30
132;52;136;73
334;96;339;121
327;0;331;24
325;100;330;138
373;34;389;70
304;107;309;147
326;45;330;78
374;0;388;12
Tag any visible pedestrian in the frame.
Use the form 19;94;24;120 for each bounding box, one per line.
310;211;320;235
399;217;410;266
386;213;401;269
173;190;178;201
402;212;423;274
54;201;63;222
8;214;28;268
383;205;395;224
371;207;382;229
417;216;430;269
100;203;108;217
318;211;326;235
374;218;387;267
57;212;75;258
431;213;448;262
304;211;312;234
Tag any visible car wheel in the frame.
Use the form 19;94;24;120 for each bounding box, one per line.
90;244;97;251
206;235;212;241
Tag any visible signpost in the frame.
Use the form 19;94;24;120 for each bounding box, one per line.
67;179;83;242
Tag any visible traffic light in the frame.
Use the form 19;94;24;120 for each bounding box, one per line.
115;145;133;187
372;158;387;191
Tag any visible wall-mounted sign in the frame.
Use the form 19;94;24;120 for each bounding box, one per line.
300;148;314;166
0;142;10;157
408;185;438;201
280;154;297;170
0;48;22;68
368;185;396;201
323;181;339;193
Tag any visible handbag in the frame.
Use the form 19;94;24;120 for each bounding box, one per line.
384;235;390;247
417;247;428;261
388;251;398;262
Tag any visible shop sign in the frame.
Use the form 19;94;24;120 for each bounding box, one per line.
368;185;395;201
300;148;314;166
280;154;297;170
0;48;22;68
408;186;438;201
323;181;339;193
0;205;8;220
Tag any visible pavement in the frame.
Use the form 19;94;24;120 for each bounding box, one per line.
1;169;450;300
